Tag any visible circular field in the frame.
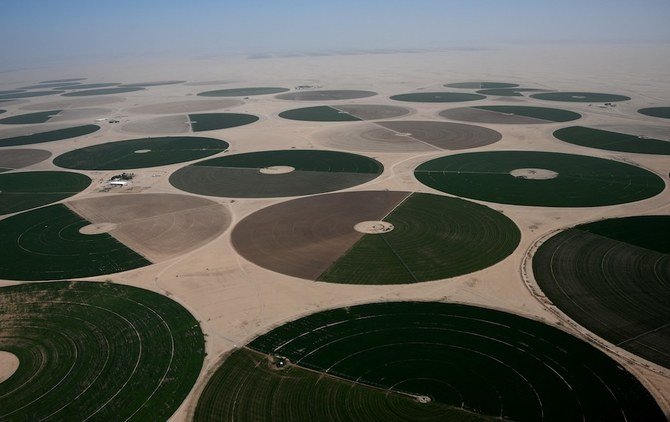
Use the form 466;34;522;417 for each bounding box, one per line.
170;150;383;198
127;98;243;114
440;105;581;124
198;87;289;97
316;120;502;153
0;90;65;100
0;124;101;147
476;88;545;96
123;113;258;134
276;90;377;101
40;78;86;83
0;148;51;172
530;92;631;102
0;108;110;125
554;126;670;155
0;171;91;215
53;136;228;170
62;87;144;97
390;92;485;103
0;193;230;280
58;82;120;90
121;80;186;87
279;104;410;121
533;216;670;369
194;301;664;422
231;191;519;283
18;82;83;89
445;82;519;89
639;106;670;119
415;151;665;207
0;281;205;420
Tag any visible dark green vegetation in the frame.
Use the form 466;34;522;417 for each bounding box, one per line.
415;151;665;207
40;78;86;83
195;302;664;422
475;88;544;96
59;82;120;90
18;82;82;89
170;149;382;197
122;80;186;87
445;82;518;89
279;106;361;122
473;105;581;122
0;171;91;215
62;87;144;96
530;92;631;102
198;87;289;97
0;124;100;147
0;90;65;99
533;216;670;369
638;106;670;119
188;112;259;131
0;109;61;124
554;126;670;155
54;136;228;170
0;109;6;114
0;204;150;280
390;92;485;102
319;193;520;284
0;281;205;420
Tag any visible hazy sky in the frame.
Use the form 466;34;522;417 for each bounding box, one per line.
2;0;669;65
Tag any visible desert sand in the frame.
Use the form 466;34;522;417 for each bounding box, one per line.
0;43;669;420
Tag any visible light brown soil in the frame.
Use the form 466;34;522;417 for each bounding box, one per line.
316;122;438;153
377;121;502;149
0;149;51;169
231;191;409;280
48;108;112;122
276;90;377;101
127;99;243;114
19;96;126;110
66;193;231;262
440;107;551;124
334;104;411;120
0;351;19;383
122;115;191;134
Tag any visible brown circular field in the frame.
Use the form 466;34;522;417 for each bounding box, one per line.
316;120;502;153
276;90;377;101
19;96;126;110
0;149;51;172
231;190;520;284
126;99;243;114
440;106;581;124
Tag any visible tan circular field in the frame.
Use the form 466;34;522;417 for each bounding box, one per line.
0;351;19;383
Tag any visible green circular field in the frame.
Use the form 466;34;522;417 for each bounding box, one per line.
391;92;485;102
554;126;670;155
415;151;665;207
0;90;65;99
0;171;91;215
170;150;383;198
0;281;205;421
0;124;101;147
475;88;544;96
194;301;664;422
639;107;670;119
530;92;630;102
445;82;519;89
231;191;520;283
62;87;144;96
198;87;289;97
18;82;83;89
440;105;581;124
59;82;120;90
533;216;670;370
0;110;62;125
189;112;259;131
53;136;229;170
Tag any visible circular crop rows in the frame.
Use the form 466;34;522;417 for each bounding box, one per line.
0;148;52;172
198;87;289;97
279;104;410;122
530;92;630;102
54;136;229;170
194;301;664;422
0;281;205;421
170;149;383;198
532;216;670;369
440;105;581;124
0;124;101;147
415;151;665;207
390;92;485;103
554;126;670;155
0;171;91;215
276;90;377;101
232;191;520;284
639;106;670;119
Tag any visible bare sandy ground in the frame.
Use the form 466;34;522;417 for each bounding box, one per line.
0;351;19;383
0;44;669;420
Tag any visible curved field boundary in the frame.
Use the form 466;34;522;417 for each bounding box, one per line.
0;281;205;420
475;88;545;96
0;90;65;100
53;136;229;170
62;87;144;97
0;124;101;147
530;92;631;102
0;204;150;280
198;87;289;97
445;82;519;89
170;150;383;198
390;92;485;103
415;151;665;207
472;106;581;122
188;113;259;131
532;216;670;369
554;126;670;155
279;106;362;122
0;171;91;215
0;110;62;125
194;302;664;421
275;90;377;101
639;107;670;119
